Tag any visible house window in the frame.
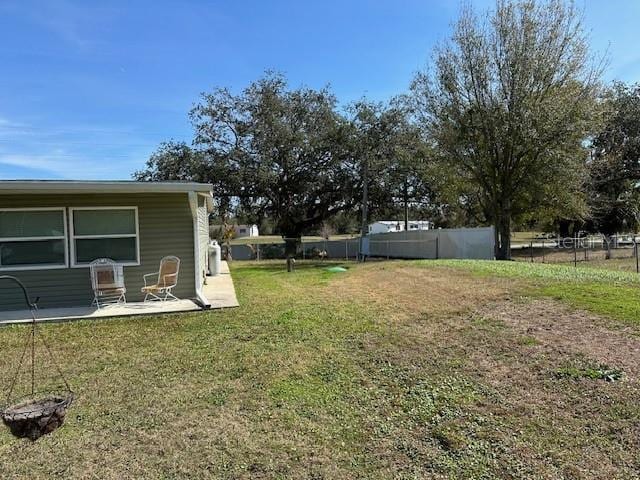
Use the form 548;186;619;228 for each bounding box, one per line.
70;207;139;266
0;208;68;270
239;228;247;234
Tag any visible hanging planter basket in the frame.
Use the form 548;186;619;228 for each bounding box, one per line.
0;276;75;441
2;392;74;440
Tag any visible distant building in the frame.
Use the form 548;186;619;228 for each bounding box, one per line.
234;224;259;238
368;220;431;235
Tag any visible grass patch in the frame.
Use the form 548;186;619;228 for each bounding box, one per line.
538;282;640;324
554;364;624;382
517;335;540;346
422;259;640;284
417;259;640;324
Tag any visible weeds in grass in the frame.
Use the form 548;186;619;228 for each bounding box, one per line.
538;282;640;325
418;260;640;325
422;259;640;284
517;335;540;346
554;364;624;382
432;423;468;452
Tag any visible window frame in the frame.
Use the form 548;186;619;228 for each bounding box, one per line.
69;206;140;268
0;207;69;271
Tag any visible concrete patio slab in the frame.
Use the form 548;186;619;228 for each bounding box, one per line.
0;261;239;326
202;260;240;308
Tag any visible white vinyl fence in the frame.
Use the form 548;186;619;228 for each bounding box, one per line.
366;227;495;260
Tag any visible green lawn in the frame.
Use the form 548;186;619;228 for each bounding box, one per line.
427;259;640;324
1;260;639;478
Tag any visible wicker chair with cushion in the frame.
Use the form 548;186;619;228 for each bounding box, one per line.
141;256;180;302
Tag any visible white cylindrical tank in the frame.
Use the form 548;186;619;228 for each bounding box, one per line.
208;240;221;276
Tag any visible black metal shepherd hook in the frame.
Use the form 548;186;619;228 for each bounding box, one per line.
0;275;38;310
0;275;39;398
0;275;74;440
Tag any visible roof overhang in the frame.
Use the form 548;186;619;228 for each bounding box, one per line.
0;180;213;195
198;191;214;212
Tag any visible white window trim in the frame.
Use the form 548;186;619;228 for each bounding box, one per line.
69;206;140;268
0;207;69;271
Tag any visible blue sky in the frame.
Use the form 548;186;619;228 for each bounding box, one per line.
1;0;639;180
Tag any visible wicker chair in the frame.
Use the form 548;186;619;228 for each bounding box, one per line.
141;256;180;302
89;258;126;309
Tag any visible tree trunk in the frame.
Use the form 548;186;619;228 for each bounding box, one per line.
604;234;612;259
495;213;512;260
284;236;299;259
558;219;572;238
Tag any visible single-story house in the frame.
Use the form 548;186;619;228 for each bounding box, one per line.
368;220;432;235
234;224;259;238
0;180;214;312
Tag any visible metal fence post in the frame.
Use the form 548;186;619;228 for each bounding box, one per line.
574;236;577;267
584;238;588;261
635;239;639;274
345;240;348;260
387;240;390;260
435;235;439;260
530;240;533;263
541;240;545;263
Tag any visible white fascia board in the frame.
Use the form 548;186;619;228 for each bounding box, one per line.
198;191;214;212
188;191;211;309
0;181;213;195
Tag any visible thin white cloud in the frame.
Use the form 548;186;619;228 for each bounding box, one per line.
0;116;34;138
0;116;27;128
0;153;86;177
0;153;137;179
0;113;156;180
1;0;117;52
0;154;58;172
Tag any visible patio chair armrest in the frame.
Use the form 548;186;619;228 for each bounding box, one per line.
143;272;159;286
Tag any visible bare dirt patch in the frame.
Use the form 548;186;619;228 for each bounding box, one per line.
328;263;515;321
479;298;640;380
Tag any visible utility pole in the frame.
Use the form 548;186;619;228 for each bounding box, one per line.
359;158;369;262
403;177;409;232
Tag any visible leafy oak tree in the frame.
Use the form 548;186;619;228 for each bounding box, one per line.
349;100;435;239
588;82;640;234
137;72;359;257
411;0;602;259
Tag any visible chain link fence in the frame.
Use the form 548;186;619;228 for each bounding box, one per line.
225;227;495;261
225;237;360;261
512;235;640;272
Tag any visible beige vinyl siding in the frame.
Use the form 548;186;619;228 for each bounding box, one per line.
0;193;195;311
